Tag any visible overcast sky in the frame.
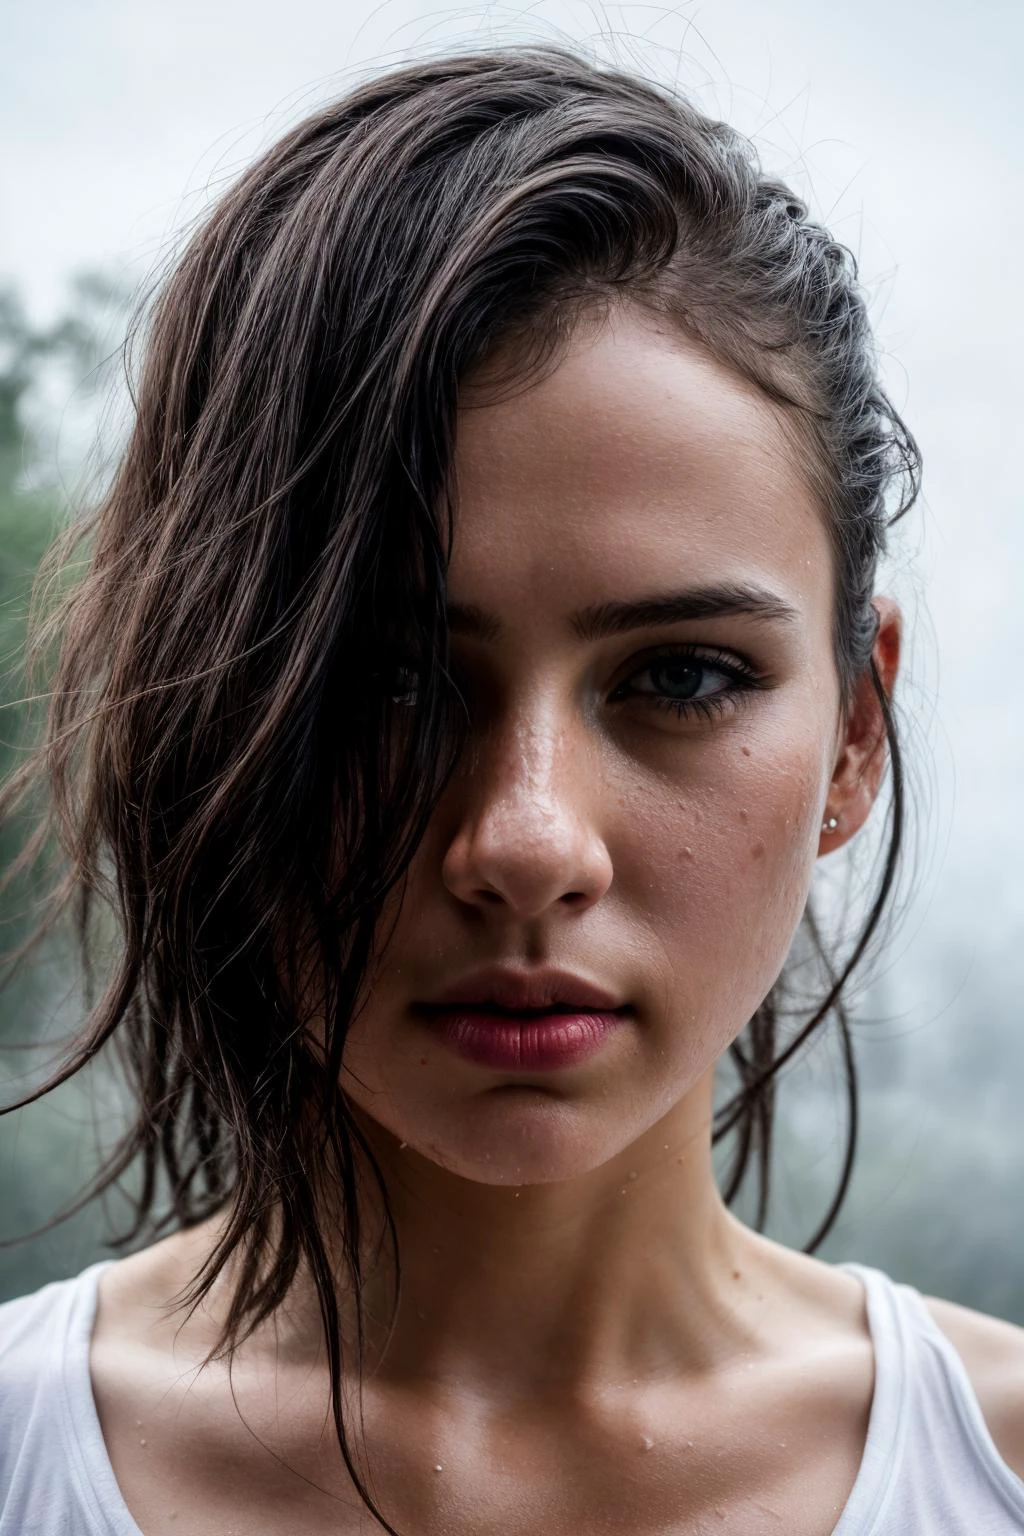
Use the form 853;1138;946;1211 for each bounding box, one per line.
3;0;1023;1011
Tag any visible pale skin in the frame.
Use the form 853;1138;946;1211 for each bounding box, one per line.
90;307;1024;1535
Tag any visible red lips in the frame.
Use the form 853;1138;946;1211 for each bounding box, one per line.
413;967;628;1071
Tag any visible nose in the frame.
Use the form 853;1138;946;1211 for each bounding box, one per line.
440;709;613;921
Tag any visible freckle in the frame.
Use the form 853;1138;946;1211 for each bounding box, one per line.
741;746;751;757
419;1057;428;1066
751;841;766;860
732;1269;741;1280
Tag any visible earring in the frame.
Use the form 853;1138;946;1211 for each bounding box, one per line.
822;815;839;834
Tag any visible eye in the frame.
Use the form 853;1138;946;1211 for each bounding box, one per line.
371;661;420;706
610;646;762;719
390;665;419;706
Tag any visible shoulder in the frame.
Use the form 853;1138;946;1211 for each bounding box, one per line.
0;1271;76;1385
922;1291;1024;1481
0;1269;100;1515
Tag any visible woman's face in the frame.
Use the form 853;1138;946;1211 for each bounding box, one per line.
341;306;873;1186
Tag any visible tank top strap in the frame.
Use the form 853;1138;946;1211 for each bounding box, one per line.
830;1262;911;1533
833;1262;1024;1535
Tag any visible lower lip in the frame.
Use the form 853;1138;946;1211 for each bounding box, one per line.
416;1009;624;1070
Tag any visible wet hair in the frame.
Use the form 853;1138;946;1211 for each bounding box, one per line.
1;44;919;1531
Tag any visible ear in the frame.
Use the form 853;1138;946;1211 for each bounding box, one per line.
819;597;901;857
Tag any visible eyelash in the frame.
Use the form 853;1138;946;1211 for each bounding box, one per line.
390;647;766;721
610;645;765;722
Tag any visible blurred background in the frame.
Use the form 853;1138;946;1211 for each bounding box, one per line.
2;0;1022;1312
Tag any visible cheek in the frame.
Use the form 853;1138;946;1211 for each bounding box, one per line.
614;723;828;1034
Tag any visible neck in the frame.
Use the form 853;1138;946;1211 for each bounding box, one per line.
342;1072;772;1394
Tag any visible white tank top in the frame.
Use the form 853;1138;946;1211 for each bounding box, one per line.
1;1259;1023;1533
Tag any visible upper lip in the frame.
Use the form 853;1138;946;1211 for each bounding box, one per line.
417;966;625;1013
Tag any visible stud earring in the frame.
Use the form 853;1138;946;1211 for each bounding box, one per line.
822;815;839;834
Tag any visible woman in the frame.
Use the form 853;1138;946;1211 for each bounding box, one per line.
1;45;1023;1536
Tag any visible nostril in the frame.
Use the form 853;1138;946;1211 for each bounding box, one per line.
442;823;614;917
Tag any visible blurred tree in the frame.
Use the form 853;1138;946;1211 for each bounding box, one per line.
0;287;67;964
0;277;132;1300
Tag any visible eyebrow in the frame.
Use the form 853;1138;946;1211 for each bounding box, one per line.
447;583;799;643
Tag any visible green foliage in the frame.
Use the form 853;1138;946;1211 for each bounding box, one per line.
0;286;83;966
0;278;129;1297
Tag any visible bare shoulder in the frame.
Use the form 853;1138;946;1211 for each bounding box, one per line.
93;1218;228;1338
922;1292;1024;1481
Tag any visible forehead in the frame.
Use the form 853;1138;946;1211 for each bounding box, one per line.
451;308;833;628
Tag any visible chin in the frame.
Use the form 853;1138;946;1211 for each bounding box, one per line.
357;1085;657;1188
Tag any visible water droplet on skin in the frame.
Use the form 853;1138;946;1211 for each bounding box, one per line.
641;1435;655;1451
628;1171;638;1182
398;1142;407;1150
134;1420;142;1429
434;1463;444;1473
139;1438;147;1447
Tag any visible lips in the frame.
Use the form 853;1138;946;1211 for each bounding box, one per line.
412;967;628;1071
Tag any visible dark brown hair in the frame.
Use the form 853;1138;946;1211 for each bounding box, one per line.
1;44;919;1531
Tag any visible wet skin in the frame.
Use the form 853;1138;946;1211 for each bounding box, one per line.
340;304;890;1189
89;306;1024;1536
